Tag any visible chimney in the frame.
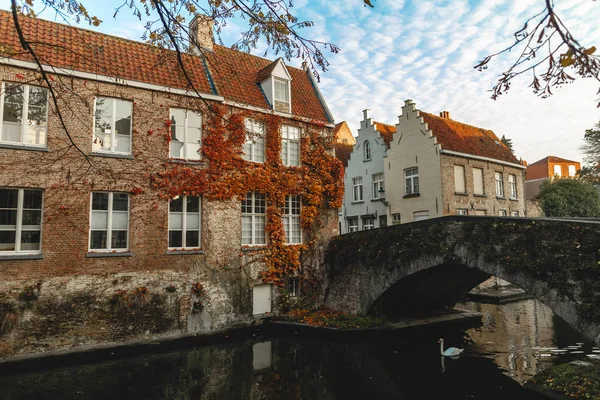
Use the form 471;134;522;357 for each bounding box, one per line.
189;15;214;53
520;158;528;167
363;109;371;122
440;111;450;119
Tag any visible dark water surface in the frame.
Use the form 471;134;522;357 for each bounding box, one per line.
1;299;596;400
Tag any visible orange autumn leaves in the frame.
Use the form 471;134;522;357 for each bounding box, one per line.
152;106;343;286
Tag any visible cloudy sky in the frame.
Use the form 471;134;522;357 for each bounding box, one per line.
3;0;599;164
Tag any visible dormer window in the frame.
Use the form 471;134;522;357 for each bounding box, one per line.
257;58;292;114
274;79;289;103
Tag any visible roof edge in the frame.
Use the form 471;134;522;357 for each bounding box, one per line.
303;65;334;124
223;99;334;127
440;149;526;169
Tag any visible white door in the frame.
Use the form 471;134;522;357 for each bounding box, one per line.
253;341;272;370
252;284;272;315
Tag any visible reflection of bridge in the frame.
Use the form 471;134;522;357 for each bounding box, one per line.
324;216;600;344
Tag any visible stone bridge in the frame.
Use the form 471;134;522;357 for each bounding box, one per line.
324;216;600;344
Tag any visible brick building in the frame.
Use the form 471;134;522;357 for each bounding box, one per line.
525;156;581;199
0;11;339;359
383;100;527;223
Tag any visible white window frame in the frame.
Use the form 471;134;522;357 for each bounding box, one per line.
473;167;485;195
89;192;130;252
0;188;43;254
241;192;266;246
0;82;49;148
274;78;289;103
352;177;363;202
348;217;359;233
499;209;507;216
168;196;201;249
495;172;504;198
392;213;401;225
243;119;265;163
511;211;519;217
454;165;466;194
288;277;299;297
508;174;517;199
372;173;384;199
457;209;468;216
553;165;562;176
363;217;374;230
405;167;419;195
169;108;202;160
363;140;371;161
281;125;301;167
283;195;302;244
93;97;133;155
568;165;577;177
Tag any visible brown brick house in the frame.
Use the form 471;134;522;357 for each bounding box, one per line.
0;11;338;359
525;156;581;199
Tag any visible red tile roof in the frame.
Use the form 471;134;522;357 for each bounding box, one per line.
420;112;519;164
334;143;353;168
0;10;332;123
373;121;396;148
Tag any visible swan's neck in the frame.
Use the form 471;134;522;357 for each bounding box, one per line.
439;341;444;355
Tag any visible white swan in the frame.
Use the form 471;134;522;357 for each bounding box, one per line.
438;338;464;357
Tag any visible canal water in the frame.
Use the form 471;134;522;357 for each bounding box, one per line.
1;299;598;400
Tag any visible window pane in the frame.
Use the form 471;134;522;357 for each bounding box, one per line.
170;109;185;127
1;122;21;143
28;87;48;125
187;127;201;144
111;211;128;230
242;215;253;244
255;216;266;244
171;124;184;143
0;231;16;251
23;190;42;209
170;197;183;212
169;213;183;230
185;230;199;247
20;230;40;251
186;213;199;230
91;211;108;229
289;141;300;166
255;193;266;214
169;230;183;248
0;210;17;226
185;143;201;160
112;193;129;211
94;98;113;132
186;195;200;212
21;210;41;226
188;111;202;128
2;84;24;123
254;137;265;162
92;193;109;211
241;193;252;214
115;100;132;136
111;230;128;248
24;125;46;146
0;189;18;208
170;140;184;158
114;134;131;153
90;230;107;249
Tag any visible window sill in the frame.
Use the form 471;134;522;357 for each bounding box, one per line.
169;158;204;165
0;143;49;152
351;201;364;204
242;246;267;253
403;193;420;199
166;249;205;255
473;194;487;198
363;159;372;163
496;196;506;200
90;151;134;160
0;253;43;261
371;198;384;203
454;192;469;196
86;251;133;258
509;197;519;202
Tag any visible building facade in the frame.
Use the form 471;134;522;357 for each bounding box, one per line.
339;110;395;234
525;156;581;199
384;100;527;223
0;11;340;360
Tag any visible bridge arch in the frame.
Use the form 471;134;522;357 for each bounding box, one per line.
324;216;600;344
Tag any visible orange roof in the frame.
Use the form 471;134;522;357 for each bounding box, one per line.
333;121;356;145
373;121;396;148
0;10;332;123
420;112;518;164
334;143;353;168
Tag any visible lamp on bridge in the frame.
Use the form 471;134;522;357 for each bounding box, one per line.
378;188;389;207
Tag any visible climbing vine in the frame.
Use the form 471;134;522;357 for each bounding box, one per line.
151;105;343;285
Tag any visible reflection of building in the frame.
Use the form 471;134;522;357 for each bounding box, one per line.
385;101;527;223
525;156;581;199
458;299;556;383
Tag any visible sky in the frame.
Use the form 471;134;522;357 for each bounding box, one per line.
2;0;600;165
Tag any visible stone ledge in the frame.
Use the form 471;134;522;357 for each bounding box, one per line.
86;252;133;258
0;253;43;261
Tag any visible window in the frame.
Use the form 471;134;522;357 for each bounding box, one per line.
243;119;265;163
413;211;429;221
405;167;419;195
454;165;466;193
511;211;519;217
568;165;577;176
473;168;485;195
372;173;384;199
392;213;401;225
0;188;42;253
499;209;507;216
283;195;301;244
457;209;468;216
93;97;133;154
553;165;562;176
288;277;299;297
281;125;300;167
89;192;129;251
363;217;374;230
508;174;517;199
352;177;363;202
1;83;48;147
242;192;266;245
379;215;387;227
169;196;201;249
363;140;371;161
475;210;487;216
274;79;289;103
169;108;201;160
495;172;504;197
348;218;359;233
